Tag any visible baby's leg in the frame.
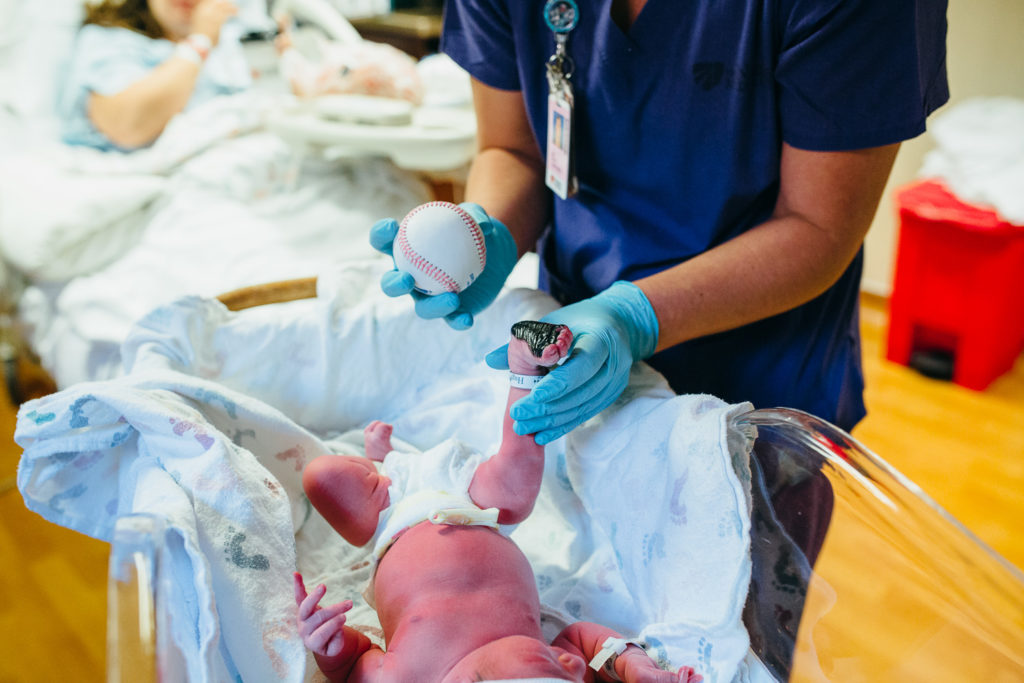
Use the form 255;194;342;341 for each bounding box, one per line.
469;321;572;524
303;455;391;547
363;420;393;462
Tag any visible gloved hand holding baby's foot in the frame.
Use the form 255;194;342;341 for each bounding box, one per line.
293;572;353;658
488;281;659;445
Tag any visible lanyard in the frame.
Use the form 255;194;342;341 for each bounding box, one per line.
543;0;579;199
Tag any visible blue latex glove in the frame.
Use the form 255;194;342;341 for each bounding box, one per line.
369;202;518;330
486;281;659;445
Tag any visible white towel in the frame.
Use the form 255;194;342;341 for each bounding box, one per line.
17;269;758;682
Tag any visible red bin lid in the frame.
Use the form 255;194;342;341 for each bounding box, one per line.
896;180;1023;235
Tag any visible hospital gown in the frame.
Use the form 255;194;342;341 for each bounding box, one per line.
58;24;251;151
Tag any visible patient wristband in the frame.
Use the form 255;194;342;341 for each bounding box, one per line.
176;33;212;64
588;637;645;681
509;372;544;390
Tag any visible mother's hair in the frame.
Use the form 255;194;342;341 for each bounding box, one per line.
82;0;165;39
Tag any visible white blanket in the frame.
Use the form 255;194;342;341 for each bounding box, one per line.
16;268;760;683
6;89;431;388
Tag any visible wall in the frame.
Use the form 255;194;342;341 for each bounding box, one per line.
861;0;1024;296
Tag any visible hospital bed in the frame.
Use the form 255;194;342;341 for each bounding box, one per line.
15;268;1024;683
0;0;475;395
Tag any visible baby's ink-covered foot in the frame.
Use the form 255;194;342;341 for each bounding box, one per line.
363;420;394;462
508;321;573;374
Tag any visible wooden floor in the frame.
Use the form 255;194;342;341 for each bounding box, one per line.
1;294;1022;682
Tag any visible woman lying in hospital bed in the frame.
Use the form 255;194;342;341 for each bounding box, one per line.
60;0;250;150
298;320;700;682
59;0;429;151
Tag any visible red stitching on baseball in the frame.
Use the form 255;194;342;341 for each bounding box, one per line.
449;203;486;270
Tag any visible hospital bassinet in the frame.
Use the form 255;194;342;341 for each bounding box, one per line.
56;279;1024;681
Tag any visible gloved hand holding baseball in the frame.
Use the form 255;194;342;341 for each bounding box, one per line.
370;202;518;330
486;281;660;445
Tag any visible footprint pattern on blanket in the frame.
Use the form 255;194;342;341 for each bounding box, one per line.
169;418;215;450
261;618;292;679
25;410;55;425
230;428;256;447
195;389;238;419
224;528;270;570
669;471;688;525
595;558;616;593
69;396;96;428
48;483;87;514
73;450;104;470
275;444;307;472
697;636;717;682
717;509;743;538
642;532;666;566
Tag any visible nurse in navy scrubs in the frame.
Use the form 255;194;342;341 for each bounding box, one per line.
370;2;947;673
374;0;949;445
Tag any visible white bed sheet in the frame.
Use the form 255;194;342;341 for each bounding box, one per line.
6;87;435;388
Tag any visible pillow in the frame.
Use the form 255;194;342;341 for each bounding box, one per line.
0;0;83;121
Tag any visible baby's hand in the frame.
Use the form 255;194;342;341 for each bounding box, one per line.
621;649;703;683
293;572;354;657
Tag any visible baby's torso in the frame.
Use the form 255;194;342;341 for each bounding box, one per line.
372;523;544;667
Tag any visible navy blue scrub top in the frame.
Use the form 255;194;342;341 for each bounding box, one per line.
442;0;948;431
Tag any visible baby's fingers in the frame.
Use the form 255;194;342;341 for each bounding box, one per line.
308;610;351;655
297;583;327;620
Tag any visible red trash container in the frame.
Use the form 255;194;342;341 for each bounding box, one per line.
886;180;1024;390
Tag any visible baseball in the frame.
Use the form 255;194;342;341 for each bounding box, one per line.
393;201;486;295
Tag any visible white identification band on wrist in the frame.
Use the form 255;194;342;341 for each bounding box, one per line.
174;42;204;65
588;637;644;681
509;372;544;390
177;33;211;64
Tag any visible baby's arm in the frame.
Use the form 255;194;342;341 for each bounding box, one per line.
469;322;572;524
294;573;385;682
552;622;702;683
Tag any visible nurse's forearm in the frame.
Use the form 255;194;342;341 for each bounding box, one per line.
464;147;549;259
638;214;861;351
638;142;899;353
87;56;202;149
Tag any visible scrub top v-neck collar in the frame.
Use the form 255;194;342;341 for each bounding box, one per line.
601;0;668;52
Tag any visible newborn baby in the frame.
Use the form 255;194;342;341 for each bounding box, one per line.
295;321;702;682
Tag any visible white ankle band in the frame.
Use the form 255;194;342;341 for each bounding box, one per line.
509;372;544;390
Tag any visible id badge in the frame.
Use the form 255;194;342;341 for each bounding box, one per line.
546;91;577;199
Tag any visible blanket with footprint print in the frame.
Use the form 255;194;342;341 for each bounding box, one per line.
15;270;759;683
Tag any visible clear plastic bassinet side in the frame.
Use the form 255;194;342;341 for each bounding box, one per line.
734;407;1024;682
107;514;187;683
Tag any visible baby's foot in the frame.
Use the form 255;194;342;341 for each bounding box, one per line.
363;420;394;462
507;321;573;375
